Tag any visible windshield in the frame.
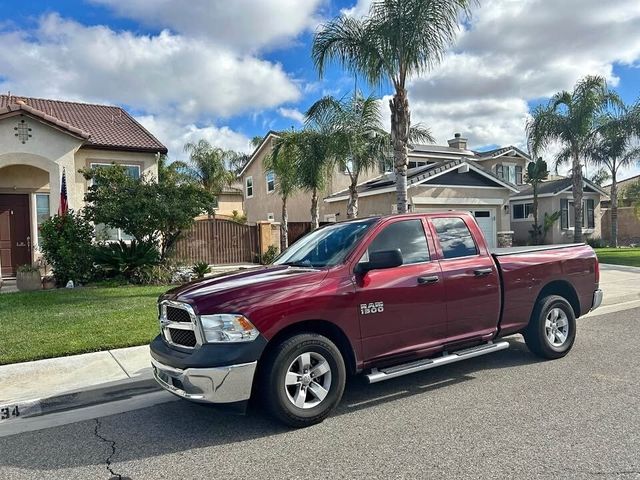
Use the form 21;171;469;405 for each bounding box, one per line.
274;218;378;268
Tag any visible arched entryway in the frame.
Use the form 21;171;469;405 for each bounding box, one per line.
0;160;56;277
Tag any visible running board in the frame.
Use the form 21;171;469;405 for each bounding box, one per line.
365;341;510;384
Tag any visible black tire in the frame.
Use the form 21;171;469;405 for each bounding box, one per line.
524;295;576;359
261;333;346;428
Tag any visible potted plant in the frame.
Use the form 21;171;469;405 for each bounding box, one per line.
16;264;42;292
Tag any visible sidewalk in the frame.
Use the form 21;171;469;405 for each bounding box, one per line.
599;263;640;305
0;345;152;404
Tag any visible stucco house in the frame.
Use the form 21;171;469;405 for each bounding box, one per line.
238;131;383;224
0;94;167;277
324;135;527;248
509;177;607;245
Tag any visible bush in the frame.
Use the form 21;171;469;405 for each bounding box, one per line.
261;245;279;265
39;211;95;285
586;237;607;249
94;240;161;282
192;261;211;279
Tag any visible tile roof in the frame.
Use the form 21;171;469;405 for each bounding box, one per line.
514;177;608;197
325;158;518;200
0;95;167;153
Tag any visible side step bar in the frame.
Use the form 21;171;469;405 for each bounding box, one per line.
365;341;510;384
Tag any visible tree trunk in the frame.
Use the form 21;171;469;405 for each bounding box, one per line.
390;87;410;214
281;197;288;252
347;182;359;219
572;151;584;242
310;188;319;230
532;184;539;245
611;176;618;248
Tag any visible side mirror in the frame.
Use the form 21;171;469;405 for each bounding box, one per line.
355;249;403;274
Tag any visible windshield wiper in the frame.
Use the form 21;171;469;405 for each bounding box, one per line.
280;260;316;268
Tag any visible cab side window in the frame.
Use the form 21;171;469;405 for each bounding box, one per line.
431;217;478;259
363;219;430;265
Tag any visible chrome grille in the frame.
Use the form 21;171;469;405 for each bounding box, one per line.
168;328;197;347
159;300;200;349
166;306;191;323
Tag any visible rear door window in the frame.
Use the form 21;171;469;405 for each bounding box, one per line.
432;217;478;259
362;219;430;265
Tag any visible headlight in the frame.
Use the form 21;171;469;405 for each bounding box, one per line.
199;314;259;343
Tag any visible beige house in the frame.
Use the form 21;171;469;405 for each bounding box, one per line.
510;178;607;245
0;95;166;277
238;131;382;224
324;135;527;248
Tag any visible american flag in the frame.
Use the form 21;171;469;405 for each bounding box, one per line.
58;168;68;216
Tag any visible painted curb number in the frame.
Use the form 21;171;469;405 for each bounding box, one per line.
0;405;20;421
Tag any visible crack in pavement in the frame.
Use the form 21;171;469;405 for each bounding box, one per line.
93;419;129;480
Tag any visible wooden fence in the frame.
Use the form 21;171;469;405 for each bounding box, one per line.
172;219;259;265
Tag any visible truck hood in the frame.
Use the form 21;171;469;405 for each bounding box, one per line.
161;265;329;314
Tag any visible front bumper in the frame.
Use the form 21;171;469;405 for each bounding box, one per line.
591;289;604;311
151;358;257;404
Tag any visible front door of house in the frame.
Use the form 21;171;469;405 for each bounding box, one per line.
0;194;32;277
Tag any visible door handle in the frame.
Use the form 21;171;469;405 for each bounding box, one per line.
417;275;440;285
474;268;493;277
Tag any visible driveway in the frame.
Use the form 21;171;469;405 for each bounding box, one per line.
600;263;640;305
0;306;638;479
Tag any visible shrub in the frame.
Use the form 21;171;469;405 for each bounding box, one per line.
39;211;95;285
586;237;606;249
94;240;161;282
261;245;279;265
230;210;248;224
192;261;212;279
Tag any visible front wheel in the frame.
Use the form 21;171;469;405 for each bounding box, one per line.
524;295;576;359
261;333;346;428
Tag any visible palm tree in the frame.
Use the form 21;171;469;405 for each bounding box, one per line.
265;133;301;250
585;102;640;247
180;140;238;214
306;91;434;218
525;157;550;245
295;130;335;229
312;0;475;214
527;76;622;242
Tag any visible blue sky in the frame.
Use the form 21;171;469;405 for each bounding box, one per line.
1;0;639;178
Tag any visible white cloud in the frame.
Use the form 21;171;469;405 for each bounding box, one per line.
277;107;306;124
341;0;372;18
403;0;640;160
136;115;253;158
90;0;324;52
0;14;300;120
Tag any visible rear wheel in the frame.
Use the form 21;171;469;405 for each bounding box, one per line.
524;295;576;359
261;333;346;428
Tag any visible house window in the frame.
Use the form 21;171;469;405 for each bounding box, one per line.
512;203;533;220
560;198;596;229
246;176;254;198
496;164;523;185
266;171;275;193
36;193;50;227
90;162;140;241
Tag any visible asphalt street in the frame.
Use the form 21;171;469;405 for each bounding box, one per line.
0;307;638;480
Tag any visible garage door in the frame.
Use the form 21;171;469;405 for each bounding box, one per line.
471;210;495;249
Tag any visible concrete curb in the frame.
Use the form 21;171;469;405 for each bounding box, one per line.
0;373;161;425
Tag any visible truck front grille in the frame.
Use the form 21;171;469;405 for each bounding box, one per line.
166;306;191;323
159;300;200;349
168;328;197;347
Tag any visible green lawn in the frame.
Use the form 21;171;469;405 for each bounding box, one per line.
595;248;640;267
0;285;169;365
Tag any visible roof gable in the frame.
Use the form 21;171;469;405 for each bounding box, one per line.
0;95;167;154
474;146;531;161
238;130;280;177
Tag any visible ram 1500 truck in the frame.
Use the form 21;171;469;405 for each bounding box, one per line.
151;212;602;427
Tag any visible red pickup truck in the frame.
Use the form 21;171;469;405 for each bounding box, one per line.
151;212;602;427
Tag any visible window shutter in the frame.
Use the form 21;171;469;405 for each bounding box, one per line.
560;199;569;229
515;165;523;185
